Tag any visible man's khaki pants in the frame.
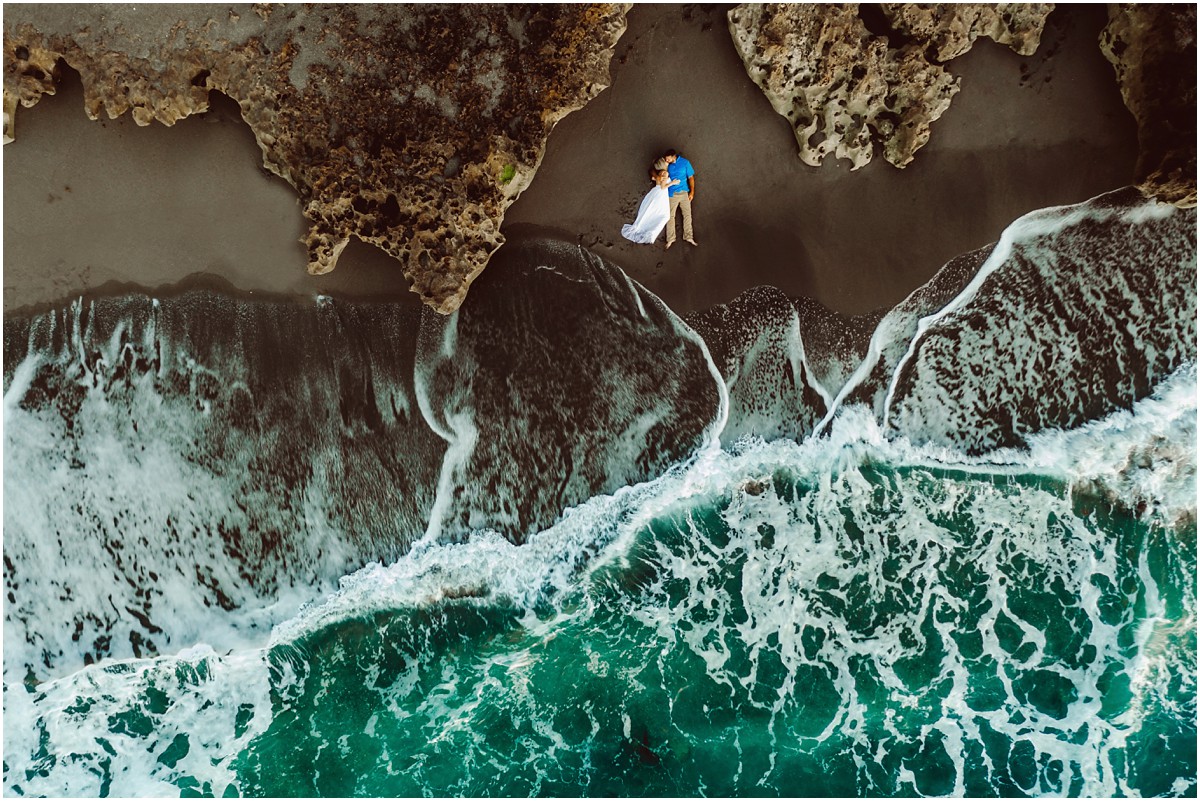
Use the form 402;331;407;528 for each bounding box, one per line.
666;193;693;245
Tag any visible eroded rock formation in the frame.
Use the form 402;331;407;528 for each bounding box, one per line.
725;3;1053;169
1100;4;1197;208
3;3;629;312
879;3;1052;62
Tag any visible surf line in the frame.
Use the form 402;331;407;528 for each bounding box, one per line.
412;306;466;549
812;196;1141;439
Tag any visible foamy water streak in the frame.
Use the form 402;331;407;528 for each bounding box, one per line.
687;286;831;443
813;189;1195;452
3;290;441;677
413;239;726;542
4;368;1192;797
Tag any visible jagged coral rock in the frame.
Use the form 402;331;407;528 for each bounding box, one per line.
2;3;630;312
1099;4;1197;208
2;39;60;142
726;3;957;170
726;3;1053;170
880;3;1054;62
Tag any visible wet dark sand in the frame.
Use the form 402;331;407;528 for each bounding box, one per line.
503;3;1138;316
2;77;415;315
3;4;1136;318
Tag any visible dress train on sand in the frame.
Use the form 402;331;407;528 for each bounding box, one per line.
621;185;671;244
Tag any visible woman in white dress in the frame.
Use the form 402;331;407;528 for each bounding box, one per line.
621;167;680;244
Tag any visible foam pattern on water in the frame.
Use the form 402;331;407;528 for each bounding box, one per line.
414;239;726;542
687;285;830;444
881;191;1195;452
5;375;1192;797
596;457;1190;796
3;292;442;677
3;645;275;797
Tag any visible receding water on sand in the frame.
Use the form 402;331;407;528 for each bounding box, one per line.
3;190;1196;796
4;387;1196;796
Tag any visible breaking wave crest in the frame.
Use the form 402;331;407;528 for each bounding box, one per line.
3;187;1195;796
3;291;440;674
3;366;1194;796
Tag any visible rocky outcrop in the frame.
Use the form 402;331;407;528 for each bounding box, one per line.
1099;4;1197;208
879;3;1053;62
3;4;630;313
725;3;1053;170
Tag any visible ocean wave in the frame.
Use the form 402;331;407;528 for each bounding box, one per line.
4;362;1194;796
2;188;1195;796
841;188;1195;452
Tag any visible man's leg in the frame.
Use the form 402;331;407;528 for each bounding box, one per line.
680;195;695;244
666;194;682;246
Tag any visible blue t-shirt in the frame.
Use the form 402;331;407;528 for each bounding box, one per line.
667;156;694;196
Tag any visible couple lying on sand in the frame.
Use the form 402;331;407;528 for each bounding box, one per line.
621;149;697;248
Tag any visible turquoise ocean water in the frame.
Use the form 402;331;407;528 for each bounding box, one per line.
3;190;1196;796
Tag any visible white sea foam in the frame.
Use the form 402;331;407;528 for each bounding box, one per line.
4;645;275;797
2;363;355;678
811;190;1194;455
4;360;1193;796
4;193;1194;794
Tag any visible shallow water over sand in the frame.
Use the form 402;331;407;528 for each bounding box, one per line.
3;190;1195;796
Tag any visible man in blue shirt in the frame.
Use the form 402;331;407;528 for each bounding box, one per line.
662;149;696;249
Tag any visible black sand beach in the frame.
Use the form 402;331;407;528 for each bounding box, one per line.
504;4;1138;316
2;7;1195;796
4;4;1138;318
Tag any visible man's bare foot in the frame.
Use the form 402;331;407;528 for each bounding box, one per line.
685;237;698;246
665;241;674;250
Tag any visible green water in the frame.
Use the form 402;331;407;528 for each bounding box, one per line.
210;463;1193;797
5;455;1193;797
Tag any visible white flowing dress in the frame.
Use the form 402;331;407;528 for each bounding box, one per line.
621;184;670;244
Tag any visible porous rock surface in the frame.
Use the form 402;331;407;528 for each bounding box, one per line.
3;3;630;313
1100;4;1197;208
879;3;1053;62
726;3;1054;170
